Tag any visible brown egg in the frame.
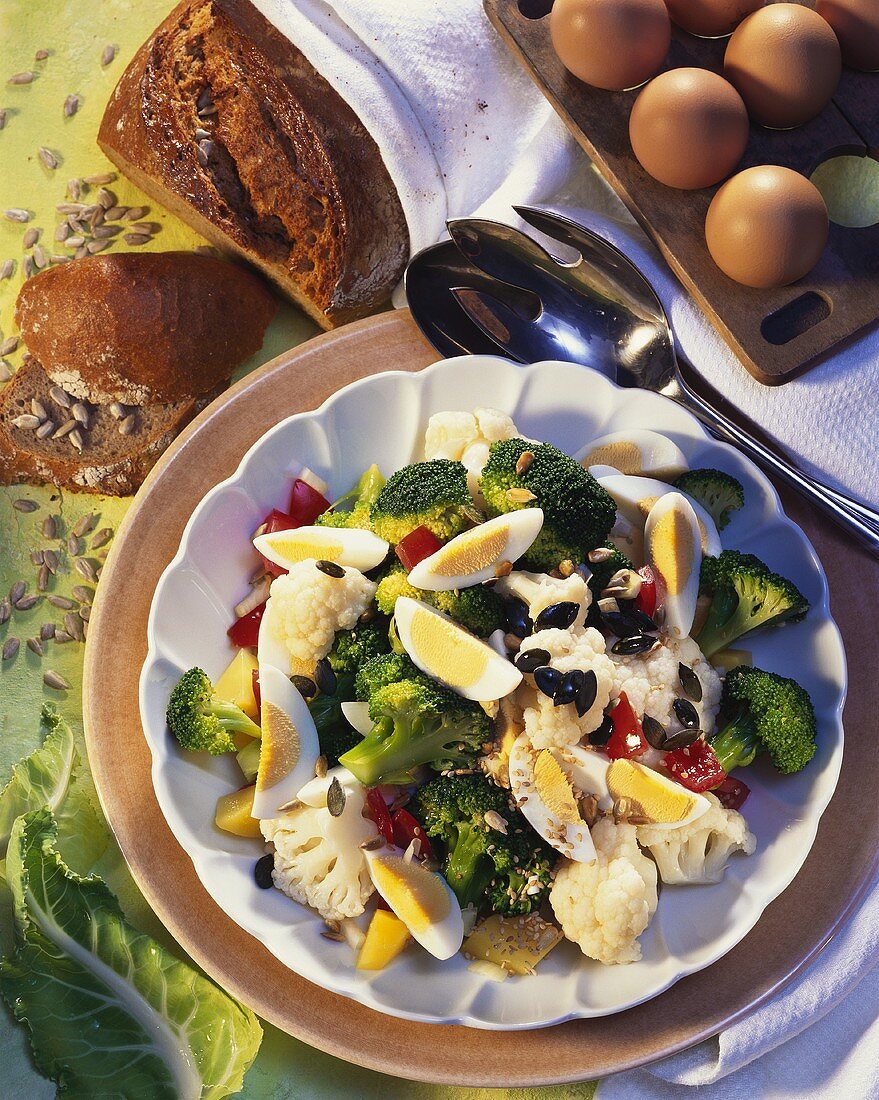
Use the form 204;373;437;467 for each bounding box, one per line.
550;0;671;91
629;69;749;189
724;4;842;128
665;0;763;39
817;0;879;71
705;166;829;288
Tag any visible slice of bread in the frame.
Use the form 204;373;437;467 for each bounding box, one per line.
0;360;215;496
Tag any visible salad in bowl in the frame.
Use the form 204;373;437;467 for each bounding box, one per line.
163;400;820;981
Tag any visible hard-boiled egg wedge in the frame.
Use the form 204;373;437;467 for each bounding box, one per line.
393;596;522;701
578;430;688;482
253;525;389;573
644;492;702;640
509;734;598;863
256;595;291;675
340;701;372;737
363;847;464;960
597;473;721;557
296;764;363;807
407;509;544;592
606;758;710;830
251;664;320;819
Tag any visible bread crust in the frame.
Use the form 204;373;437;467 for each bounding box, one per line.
14;252;276;406
98;0;409;329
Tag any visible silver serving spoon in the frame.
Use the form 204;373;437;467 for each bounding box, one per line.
405;207;879;554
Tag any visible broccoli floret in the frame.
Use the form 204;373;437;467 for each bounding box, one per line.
675;469;745;531
479;438;616;571
370;459;477;544
339;679;491;787
353;651;425;701
709;665;817;775
375;561;503;637
307;671;362;767
696;550;809;657
585;543;633;626
315;464;385;530
327;617;391;674
166;667;261;755
412;774;555;914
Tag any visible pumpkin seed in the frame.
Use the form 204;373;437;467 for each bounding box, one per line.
253;854;274;889
514;646;551;674
533;665;562;699
642;715;667;749
315;559;345;579
678;661;703;702
611;634;655;656
314;657;336;695
663;727;701;751
326;777;346;817
291;675;316;699
673;698;700;729
575;669;598;718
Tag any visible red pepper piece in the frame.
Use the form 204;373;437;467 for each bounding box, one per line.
289;478;331;526
713;775;751;811
636;565;658;618
396;525;444;571
664;738;726;793
392;808;435;860
227;601;266;648
251;668;261;716
606;692;649;759
365;787;395;845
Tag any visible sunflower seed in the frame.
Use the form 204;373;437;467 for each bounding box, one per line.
47;594;75;610
73;513;97;537
118;414;137;435
506;486;537;504
276;797;301;814
86;239;110;254
44;549;59;574
53;224;70;245
67;535;80;555
33;244;49;269
314;754;328;779
72;585;94;603
30;550;44;566
101;44;117;66
52;418;76;439
68;428;84;451
13;498;38;512
1;336;20;356
0;109;6;130
515;450;535;476
27;637;43;656
123;233;150;246
65;235;85;248
73;246;87;261
5;208;32;222
96;187;117;209
38;147;58;170
0;598;10;624
0;259;14;280
48;386;71;408
320;929;344;942
43;669;70;691
84;172;115;185
101;206;125;222
0;360;12;381
3;637;20;661
194;127;211;141
16;595;39;611
54;630;74;643
71;402;89;427
484;809;508;834
90;527;113;549
8;72;35;85
326;777;346;817
79;605;90;622
37;564;49;591
39;621;54;640
75;557;97;582
64;611;83;640
29;398;47;420
63;93;79;117
196;138;213;167
92;224;121;240
9;580;26;604
23;226;39;248
108;401;126;419
360;835;385;851
23;255;35;278
602;568;643;601
123;206;147;221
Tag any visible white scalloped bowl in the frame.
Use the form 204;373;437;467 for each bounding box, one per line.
140;356;845;1030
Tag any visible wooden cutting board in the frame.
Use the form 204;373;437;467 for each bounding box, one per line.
484;0;879;385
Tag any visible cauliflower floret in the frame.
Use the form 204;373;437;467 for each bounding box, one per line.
261;769;375;920
610;635;721;735
517;627;615;747
637;793;756;885
494;569;591;631
550;818;658;964
424;407;528;503
269;560;376;666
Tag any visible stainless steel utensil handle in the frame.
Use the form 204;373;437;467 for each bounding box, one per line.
675;374;879;555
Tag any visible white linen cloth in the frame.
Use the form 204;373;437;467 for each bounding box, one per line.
241;9;879;1084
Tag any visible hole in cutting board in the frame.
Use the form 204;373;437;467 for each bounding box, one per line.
518;0;553;18
810;155;879;228
761;293;832;346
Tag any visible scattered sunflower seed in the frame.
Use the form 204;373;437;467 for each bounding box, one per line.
320;929;344;942
1;335;20;356
5;208;32;222
37;564;49;591
96;187;117;209
47;595;75;610
8;72;35;85
3;637;20;661
30;550;44;566
73;512;97;537
32;244;49;269
360;835;385;851
72;585;94;603
54;630;74;643
90;527;113;549
91;224;121;239
22;255;35;278
39;621;54;640
27;637;43;656
9;581;26;604
65;234;85;248
74;246;88;261
49;386;71;408
43;669;70;691
86;239;110;254
67;535;82;555
22;226;39;248
101;44;117;66
84;172;115;185
123;233;150;246
64;611;83;640
75;557;97;582
0;259;14;280
197;138;214;166
0;360;12;382
118;414;137;435
35;49;49;61
79;605;90;622
38;146;58;170
0;109;6;130
16;595;39;611
109;401;126;419
103;205;127;221
505;486;537;504
123;206;147;221
30;398;48;419
13;498;38;512
63;93;80;117
326;777;346;817
0;598;10;624
44;549;59;574
275;797;301;814
314;754;328;779
56;201;84;214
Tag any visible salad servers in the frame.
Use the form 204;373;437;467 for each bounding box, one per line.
405;207;879;556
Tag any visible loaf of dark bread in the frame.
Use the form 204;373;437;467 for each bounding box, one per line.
0;360;216;496
15;252;276;405
98;0;409;330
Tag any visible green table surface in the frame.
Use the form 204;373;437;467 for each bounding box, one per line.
0;1;594;1094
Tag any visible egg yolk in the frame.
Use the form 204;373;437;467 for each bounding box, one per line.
409;609;489;689
585;441;642;474
256;701;299;791
649;509;695;596
431;525;509;577
263;534;344;563
606;759;696;823
533;750;582;826
370;856;450;932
